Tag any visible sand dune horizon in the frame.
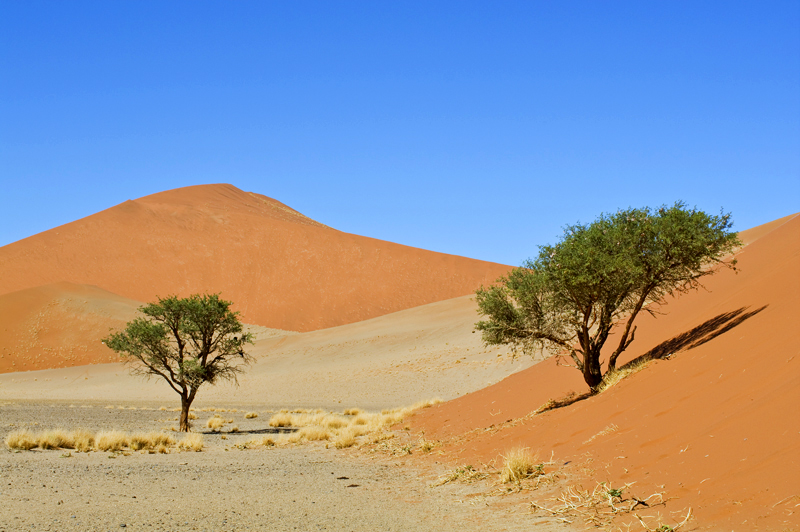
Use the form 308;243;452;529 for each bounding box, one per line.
0;183;510;332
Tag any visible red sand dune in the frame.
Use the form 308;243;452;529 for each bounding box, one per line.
410;214;800;531
0;184;510;332
0;282;140;373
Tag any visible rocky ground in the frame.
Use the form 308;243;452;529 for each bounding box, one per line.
0;401;566;532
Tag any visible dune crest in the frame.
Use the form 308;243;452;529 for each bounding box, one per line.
0;184;510;332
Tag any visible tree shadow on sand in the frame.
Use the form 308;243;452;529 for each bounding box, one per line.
630;304;768;365
537;305;768;414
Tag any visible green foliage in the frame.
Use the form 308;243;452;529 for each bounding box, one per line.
476;202;740;390
105;294;253;430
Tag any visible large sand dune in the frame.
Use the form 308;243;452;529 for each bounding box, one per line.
410;214;800;530
0;184;510;332
0;283;141;373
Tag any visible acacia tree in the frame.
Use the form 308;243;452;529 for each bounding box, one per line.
104;294;254;431
475;202;740;392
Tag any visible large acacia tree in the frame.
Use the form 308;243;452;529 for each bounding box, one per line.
105;294;254;431
475;203;740;391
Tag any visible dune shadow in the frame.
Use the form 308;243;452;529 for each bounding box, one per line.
621;304;768;370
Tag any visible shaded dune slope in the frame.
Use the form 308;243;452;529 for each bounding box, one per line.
0;283;141;373
410;214;799;531
0;184;510;332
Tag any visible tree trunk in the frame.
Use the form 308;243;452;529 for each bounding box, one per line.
582;349;604;391
179;395;192;432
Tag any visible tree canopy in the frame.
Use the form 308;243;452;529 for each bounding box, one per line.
104;293;253;431
475;202;740;391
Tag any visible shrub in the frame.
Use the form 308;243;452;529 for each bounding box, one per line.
245;412;258;419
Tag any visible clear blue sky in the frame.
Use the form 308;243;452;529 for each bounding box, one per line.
1;1;798;266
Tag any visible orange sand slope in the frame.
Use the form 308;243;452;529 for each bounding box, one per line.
0;283;141;373
411;214;799;531
0;184;510;332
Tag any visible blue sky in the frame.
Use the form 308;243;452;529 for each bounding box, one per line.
1;1;798;266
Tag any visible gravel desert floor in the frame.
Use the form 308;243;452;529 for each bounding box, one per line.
1;401;566;532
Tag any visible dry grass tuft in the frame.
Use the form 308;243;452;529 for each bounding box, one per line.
432;465;489;487
299;426;330;441
178;433;204;452
418;436;436;453
322;415;348;429
528;482;681;529
72;429;95;452
596;358;654;394
5;429;37;450
268;412;294;427
343;407;362;416
333;428;357;449
38;429;74;450
245;412;258;419
583;424;619;445
206;415;226;431
130;432;176;450
95;431;130;452
501;447;542;483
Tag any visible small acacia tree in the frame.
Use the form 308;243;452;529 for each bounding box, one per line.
475;202;740;392
104;294;254;431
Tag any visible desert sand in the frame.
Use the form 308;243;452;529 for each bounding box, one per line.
410;213;800;531
1;186;797;531
0;295;532;409
0;283;141;373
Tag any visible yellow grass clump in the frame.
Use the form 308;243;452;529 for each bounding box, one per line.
38;429;74;450
130;432;175;451
343;407;362;416
245;412;258;419
72;429;95;452
500;447;542;483
95;431;130;452
299;426;331;441
178;433;204;452
268;412;293;427
206;416;225;431
5;429;37;450
333;428;357;449
322;415;348;429
6;428;182;453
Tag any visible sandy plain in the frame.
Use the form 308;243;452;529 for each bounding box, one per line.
0;401;563;532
